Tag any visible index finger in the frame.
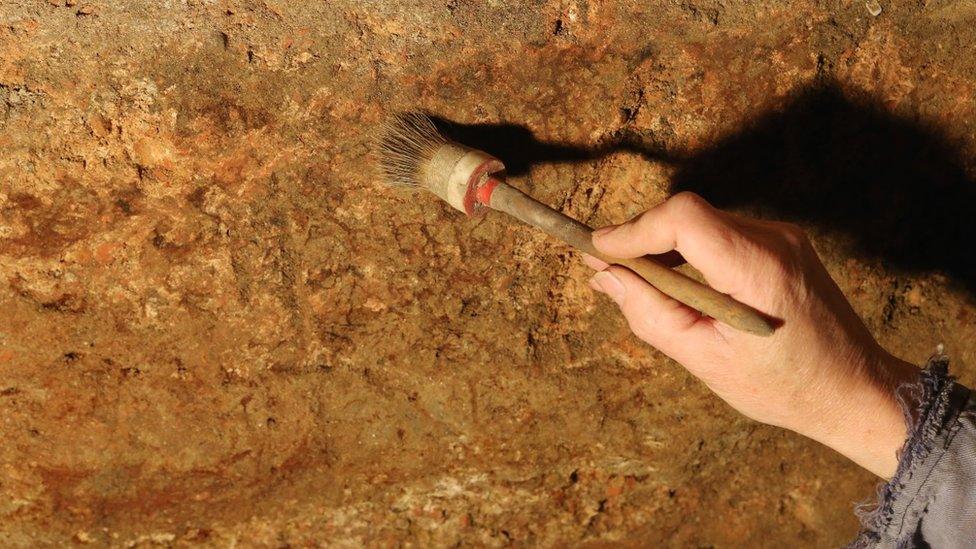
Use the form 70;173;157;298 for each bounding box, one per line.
591;192;753;294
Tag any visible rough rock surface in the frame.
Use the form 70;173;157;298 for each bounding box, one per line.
1;0;975;546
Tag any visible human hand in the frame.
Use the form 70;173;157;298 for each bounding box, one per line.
585;192;918;478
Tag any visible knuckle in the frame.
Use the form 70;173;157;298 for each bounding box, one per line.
777;222;809;249
756;239;803;283
615;291;657;340
626;313;657;342
670;191;711;214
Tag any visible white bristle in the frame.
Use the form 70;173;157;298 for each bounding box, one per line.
374;112;446;187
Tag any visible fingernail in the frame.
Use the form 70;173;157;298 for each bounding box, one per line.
591;271;625;303
592;226;617;240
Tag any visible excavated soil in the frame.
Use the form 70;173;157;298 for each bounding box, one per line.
2;0;975;546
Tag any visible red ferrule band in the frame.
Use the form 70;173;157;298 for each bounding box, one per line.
476;177;501;207
461;159;505;216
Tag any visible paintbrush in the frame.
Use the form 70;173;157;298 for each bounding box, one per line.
374;112;773;337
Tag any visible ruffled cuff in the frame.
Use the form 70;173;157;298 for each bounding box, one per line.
850;352;974;547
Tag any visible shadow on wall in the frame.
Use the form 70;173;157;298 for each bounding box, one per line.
431;81;976;294
428;115;684;177
670;82;976;295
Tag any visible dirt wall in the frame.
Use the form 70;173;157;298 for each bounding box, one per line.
1;0;975;546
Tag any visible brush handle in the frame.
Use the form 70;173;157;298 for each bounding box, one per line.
487;181;774;336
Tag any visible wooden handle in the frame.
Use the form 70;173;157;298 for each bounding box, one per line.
487;181;774;336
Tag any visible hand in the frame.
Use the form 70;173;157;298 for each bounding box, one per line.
585;192;918;478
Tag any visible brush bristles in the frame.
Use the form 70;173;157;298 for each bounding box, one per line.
374;112;447;187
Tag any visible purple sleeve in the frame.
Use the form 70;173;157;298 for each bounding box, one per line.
851;356;976;548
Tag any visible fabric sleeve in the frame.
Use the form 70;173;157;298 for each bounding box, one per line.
851;355;976;548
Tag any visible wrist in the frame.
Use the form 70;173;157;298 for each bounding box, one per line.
792;352;918;478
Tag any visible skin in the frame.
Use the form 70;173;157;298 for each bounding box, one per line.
585;191;919;478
